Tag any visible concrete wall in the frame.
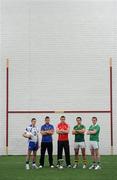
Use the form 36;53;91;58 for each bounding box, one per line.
0;0;117;155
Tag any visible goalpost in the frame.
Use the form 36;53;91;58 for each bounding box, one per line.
5;57;113;155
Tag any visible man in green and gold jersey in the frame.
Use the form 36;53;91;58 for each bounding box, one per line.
72;117;87;169
87;117;101;170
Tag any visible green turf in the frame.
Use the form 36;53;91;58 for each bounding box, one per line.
0;155;117;180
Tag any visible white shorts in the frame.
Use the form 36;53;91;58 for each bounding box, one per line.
89;141;99;150
74;142;86;149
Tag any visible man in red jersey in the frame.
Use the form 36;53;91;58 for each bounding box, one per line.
56;116;71;168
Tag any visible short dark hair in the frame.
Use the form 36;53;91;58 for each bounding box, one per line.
31;118;36;121
60;116;65;119
76;117;82;120
45;116;50;119
92;117;97;121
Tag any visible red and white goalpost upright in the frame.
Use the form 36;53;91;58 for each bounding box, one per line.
6;58;9;155
5;57;113;155
109;57;113;154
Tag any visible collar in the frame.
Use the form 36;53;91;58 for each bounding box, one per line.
92;123;97;127
44;123;50;126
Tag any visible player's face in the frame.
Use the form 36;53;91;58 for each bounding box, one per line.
92;118;97;125
76;118;81;125
45;118;50;124
60;117;65;123
31;119;36;126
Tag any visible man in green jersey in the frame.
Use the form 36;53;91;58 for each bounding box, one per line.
87;117;101;170
72;117;87;169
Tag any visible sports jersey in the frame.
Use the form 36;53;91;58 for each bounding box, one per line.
25;124;39;143
89;124;100;142
73;124;85;142
57;122;69;141
41;124;54;142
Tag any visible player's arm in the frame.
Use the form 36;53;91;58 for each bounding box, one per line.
40;130;48;135
87;125;100;135
77;128;86;134
77;126;86;134
72;127;77;135
47;126;54;135
72;129;76;135
56;125;64;134
56;127;62;134
62;125;70;134
87;127;98;135
47;129;54;135
40;126;48;135
87;130;96;134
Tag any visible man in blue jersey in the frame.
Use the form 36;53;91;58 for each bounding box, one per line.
39;116;54;168
23;118;39;170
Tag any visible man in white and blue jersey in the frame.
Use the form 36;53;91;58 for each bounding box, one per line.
39;116;54;168
23;118;39;170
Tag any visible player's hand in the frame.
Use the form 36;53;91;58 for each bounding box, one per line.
46;130;50;134
72;130;76;134
41;131;47;135
44;131;48;135
61;130;67;134
86;130;90;135
59;129;64;134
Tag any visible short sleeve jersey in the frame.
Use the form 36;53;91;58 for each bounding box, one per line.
41;124;54;142
89;124;100;142
57;122;69;141
73;124;85;142
25;124;39;143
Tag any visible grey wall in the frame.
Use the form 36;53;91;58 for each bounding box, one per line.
0;0;117;155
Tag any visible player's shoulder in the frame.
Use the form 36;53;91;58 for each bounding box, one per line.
81;124;85;128
74;125;77;128
49;124;54;128
89;124;93;128
57;122;61;127
41;124;45;129
96;124;100;129
65;122;70;128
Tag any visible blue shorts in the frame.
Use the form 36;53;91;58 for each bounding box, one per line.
28;141;39;151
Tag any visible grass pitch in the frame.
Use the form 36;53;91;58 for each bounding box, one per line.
0;155;117;180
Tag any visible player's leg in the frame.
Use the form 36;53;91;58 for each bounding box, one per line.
31;142;39;169
39;142;46;168
32;150;38;169
73;147;79;168
57;141;63;168
25;149;32;170
95;149;100;164
89;147;97;169
47;142;54;168
64;141;71;168
94;147;101;170
80;142;87;168
32;150;36;164
81;147;87;168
